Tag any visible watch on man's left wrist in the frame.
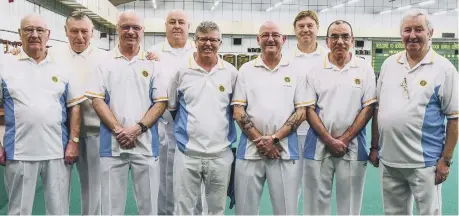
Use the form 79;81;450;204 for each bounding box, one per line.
440;157;453;167
271;134;280;145
137;122;148;134
70;137;79;143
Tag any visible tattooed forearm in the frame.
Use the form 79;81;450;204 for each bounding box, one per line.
240;112;255;132
284;107;307;133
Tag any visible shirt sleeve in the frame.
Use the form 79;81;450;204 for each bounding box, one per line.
150;62;168;103
304;70;317;107
440;66;458;119
294;74;314;108
85;64;106;100
66;68;87;107
231;69;247;106
362;63;377;107
167;68;179;111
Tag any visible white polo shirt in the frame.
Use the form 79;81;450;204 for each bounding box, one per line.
377;48;458;168
53;44;108;137
150;40;196;124
86;47;168;157
0;52;86;161
168;54;237;159
288;43;328;136
231;56;312;160
304;54;376;161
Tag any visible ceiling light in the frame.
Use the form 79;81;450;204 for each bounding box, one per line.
274;2;282;7
397;5;412;10
432;10;447;15
379;10;392;14
347;0;360;4
266;7;273;12
419;0;435;6
214;1;219;6
333;3;345;9
320;8;330;13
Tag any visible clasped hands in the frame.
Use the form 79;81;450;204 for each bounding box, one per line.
254;135;282;159
114;124;142;149
325;135;350;158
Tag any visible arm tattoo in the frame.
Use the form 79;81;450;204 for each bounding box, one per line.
235;105;255;133
285;109;306;133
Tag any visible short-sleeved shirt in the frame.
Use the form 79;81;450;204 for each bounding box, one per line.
150;40;196;124
168;54;238;159
377;48;458;168
288;43;328;136
86;47;168;157
304;54;376;161
231;56;312;160
54;44;108;137
0;52;86;161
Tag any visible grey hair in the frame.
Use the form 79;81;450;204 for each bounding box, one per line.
66;11;93;26
400;8;433;34
194;21;222;40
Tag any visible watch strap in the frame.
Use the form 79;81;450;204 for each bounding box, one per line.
137;122;148;133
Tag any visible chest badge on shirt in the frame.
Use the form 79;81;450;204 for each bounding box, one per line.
219;85;225;92
141;69;149;78
284;76;291;83
353;78;362;88
420;80;427;87
52;76;58;82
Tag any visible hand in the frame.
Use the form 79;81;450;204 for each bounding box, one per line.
64;140;79;165
325;137;347;157
336;135;350;148
7;48;21;55
146;51;160;61
435;159;450;185
0;145;6;166
369;150;379;167
254;136;281;159
265;145;282;159
115;125;141;149
254;136;274;150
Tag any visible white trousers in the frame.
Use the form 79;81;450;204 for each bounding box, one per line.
100;154;159;215
4;159;71;215
235;158;300;215
74;135;101;215
173;149;233;215
297;134;306;200
158;120;177;215
380;163;442;215
303;157;367;215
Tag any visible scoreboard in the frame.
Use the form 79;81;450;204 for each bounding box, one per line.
372;41;458;74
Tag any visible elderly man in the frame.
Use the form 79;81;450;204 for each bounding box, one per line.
168;21;237;215
303;20;376;215
289;9;327;200
232;21;309;215
86;10;167;215
148;9;200;215
0;14;85;215
372;9;458;215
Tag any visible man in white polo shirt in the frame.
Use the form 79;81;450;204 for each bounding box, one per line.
148;9;198;215
86;10;167;215
0;14;85;215
303;20;376;215
288;9;327;200
232;21;310;215
372;9;458;215
169;21;237;215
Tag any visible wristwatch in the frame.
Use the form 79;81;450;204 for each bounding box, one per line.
137;122;148;133
440;157;453;167
70;137;79;143
271;134;280;145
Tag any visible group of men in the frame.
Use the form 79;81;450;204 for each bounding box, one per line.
0;6;457;216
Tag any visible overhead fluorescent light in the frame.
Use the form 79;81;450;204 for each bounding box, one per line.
397;5;412;10
211;6;215;10
320;8;330;13
151;0;156;9
283;0;292;2
274;2;282;7
347;0;360;4
419;0;435;6
379;10;392;14
333;3;345;9
432;10;447;15
266;7;273;12
214;1;219;6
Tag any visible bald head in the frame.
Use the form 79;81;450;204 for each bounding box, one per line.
117;10;143;27
19;14;50;58
257;21;285;57
21;13;47;29
165;9;190;45
116;10;144;49
166;9;189;23
259;21;280;34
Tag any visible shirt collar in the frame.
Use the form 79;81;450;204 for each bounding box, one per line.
253;54;290;72
323;52;359;70
113;45;146;60
18;47;54;64
162;39;195;52
68;43;94;58
187;53;225;71
396;47;436;66
293;42;324;57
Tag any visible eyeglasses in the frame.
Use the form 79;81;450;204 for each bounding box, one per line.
196;37;221;44
118;25;143;32
259;33;282;40
327;34;352;42
21;27;48;35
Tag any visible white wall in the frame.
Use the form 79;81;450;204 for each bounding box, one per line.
0;0;110;51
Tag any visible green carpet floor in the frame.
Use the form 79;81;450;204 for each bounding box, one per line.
0;123;458;215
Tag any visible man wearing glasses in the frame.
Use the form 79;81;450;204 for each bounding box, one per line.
86;10;167;215
302;20;376;215
0;14;85;214
168;21;237;215
232;21;309;215
372;9;458;215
